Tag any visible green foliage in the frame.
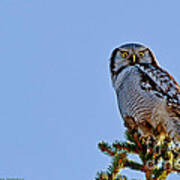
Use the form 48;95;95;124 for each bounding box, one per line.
96;130;180;180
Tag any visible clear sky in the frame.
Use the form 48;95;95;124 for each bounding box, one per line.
0;0;180;180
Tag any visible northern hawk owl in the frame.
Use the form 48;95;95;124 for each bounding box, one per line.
110;43;180;142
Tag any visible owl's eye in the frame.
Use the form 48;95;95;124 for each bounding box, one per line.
139;51;144;57
121;51;129;58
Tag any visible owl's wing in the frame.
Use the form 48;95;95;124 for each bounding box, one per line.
136;64;180;108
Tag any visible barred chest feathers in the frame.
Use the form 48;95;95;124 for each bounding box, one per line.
113;66;164;129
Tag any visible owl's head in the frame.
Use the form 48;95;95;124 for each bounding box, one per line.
110;43;158;76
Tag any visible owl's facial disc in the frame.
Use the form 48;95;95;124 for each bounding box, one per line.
110;43;158;77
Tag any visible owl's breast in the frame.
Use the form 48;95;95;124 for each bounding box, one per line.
114;66;163;125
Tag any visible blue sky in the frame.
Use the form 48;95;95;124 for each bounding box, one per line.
0;0;180;179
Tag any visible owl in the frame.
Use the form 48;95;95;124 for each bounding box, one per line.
110;43;180;142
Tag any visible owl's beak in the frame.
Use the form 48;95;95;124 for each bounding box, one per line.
128;54;137;64
132;54;136;63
